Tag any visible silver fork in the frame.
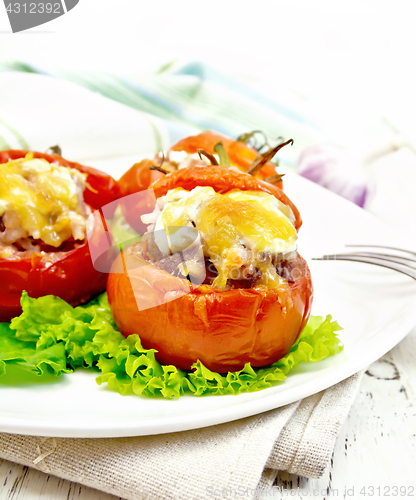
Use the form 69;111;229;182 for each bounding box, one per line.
312;245;416;281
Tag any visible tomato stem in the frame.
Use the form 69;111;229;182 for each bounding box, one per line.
263;173;285;185
149;152;169;174
149;165;169;174
197;149;219;166
213;142;230;167
45;145;62;156
237;130;270;152
247;138;294;176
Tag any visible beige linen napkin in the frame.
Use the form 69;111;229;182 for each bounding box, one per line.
0;372;363;500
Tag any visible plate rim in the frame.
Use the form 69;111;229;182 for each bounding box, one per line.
1;172;416;438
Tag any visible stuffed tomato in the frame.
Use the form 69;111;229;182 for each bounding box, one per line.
0;151;118;321
117;131;283;234
108;164;313;373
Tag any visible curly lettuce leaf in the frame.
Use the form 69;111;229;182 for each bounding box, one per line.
0;292;343;398
0;322;69;377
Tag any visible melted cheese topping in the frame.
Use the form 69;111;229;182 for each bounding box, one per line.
145;186;297;289
0;154;87;248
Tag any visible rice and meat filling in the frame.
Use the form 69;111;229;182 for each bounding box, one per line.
141;185;303;290
0;155;88;258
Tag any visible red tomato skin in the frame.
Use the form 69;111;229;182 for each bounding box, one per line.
171;131;279;182
107;242;313;373
0;150;118;321
0;150;119;211
116;131;283;233
0;210;114;323
108;164;310;373
117;159;164;234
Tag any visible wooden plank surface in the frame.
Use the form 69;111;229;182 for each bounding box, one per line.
274;326;416;498
1;327;415;500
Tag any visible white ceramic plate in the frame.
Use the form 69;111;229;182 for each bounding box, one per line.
0;72;415;438
1;172;416;438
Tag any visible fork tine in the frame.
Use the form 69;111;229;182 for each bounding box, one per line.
345;244;416;257
313;254;416;280
350;251;416;264
323;252;416;269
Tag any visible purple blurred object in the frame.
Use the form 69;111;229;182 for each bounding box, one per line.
297;144;369;207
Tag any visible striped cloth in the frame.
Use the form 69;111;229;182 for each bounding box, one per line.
0;60;327;167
